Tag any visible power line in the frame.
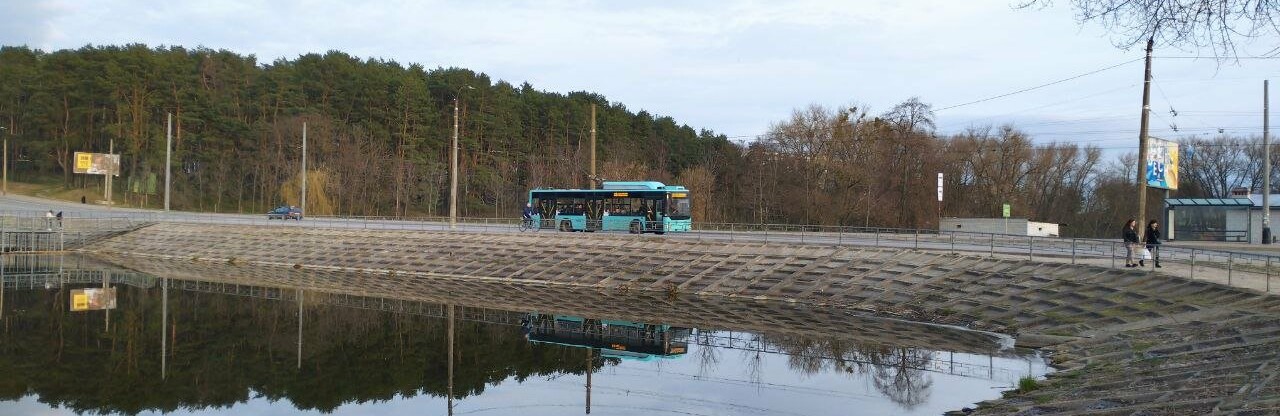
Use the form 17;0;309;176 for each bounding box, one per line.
933;58;1143;112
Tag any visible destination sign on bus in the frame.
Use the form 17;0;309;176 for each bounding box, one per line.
612;192;629;197
672;192;687;198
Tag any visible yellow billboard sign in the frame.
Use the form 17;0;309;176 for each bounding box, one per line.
70;288;117;311
72;152;121;176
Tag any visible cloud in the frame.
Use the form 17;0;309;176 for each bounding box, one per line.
0;1;67;48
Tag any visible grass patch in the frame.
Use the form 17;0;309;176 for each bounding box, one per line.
1017;376;1041;393
1130;340;1156;353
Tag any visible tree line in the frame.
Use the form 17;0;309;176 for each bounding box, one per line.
0;44;1273;237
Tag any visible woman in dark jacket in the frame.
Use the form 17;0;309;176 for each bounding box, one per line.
1122;218;1140;267
1144;220;1162;268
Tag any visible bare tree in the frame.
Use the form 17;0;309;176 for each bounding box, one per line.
1019;0;1280;56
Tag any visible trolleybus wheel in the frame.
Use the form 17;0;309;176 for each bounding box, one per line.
559;220;572;232
629;220;641;234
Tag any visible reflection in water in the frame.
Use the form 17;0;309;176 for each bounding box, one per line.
0;254;1050;415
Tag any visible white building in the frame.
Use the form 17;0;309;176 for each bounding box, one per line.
939;218;1061;237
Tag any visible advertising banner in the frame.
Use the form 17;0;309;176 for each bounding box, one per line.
1146;138;1179;190
73;152;121;176
70;288;117;312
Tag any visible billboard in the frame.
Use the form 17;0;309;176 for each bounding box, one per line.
73;152;120;176
70;288;118;312
1146;138;1179;190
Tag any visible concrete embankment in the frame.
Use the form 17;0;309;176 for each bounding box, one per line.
84;223;1280;415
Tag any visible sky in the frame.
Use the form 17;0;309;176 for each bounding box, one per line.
1;0;1277;153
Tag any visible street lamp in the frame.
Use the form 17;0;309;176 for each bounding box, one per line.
450;85;474;230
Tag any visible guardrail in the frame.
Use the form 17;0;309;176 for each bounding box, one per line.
687;222;1277;295
2;210;1275;294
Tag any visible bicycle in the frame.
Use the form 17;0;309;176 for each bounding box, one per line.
519;217;538;232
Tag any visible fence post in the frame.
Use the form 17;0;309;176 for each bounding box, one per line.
1227;253;1234;287
1190;250;1196;280
1267;257;1272;294
1070;239;1077;264
838;227;843;245
875;229;880;247
914;229;919;250
950;233;955;255
1028;236;1034;261
1111;243;1116;268
990;234;995;258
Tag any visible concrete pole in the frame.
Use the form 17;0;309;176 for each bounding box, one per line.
1136;38;1154;242
590;104;597;189
1;125;7;195
450;98;460;230
1265;80;1272;244
107;139;114;205
301;122;307;217
165;113;172;211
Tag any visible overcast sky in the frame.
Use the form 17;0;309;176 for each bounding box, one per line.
2;0;1277;152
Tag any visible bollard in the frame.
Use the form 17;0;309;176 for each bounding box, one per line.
1028;236;1034;261
950;233;956;255
1268;257;1272;294
990;234;996;258
1071;239;1077;264
914;229;919;249
1111;244;1116;268
875;229;880;247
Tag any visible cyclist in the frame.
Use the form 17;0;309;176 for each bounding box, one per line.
521;203;536;227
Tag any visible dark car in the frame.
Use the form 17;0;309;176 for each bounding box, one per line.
267;206;303;220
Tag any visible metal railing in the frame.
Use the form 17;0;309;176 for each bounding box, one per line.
1;210;1275;294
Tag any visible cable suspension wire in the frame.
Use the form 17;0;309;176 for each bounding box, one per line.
933;58;1144;112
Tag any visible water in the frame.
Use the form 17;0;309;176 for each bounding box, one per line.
0;254;1051;415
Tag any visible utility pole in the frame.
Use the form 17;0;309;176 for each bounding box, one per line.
107;139;114;205
590;104;597;189
301;122;307;217
165;113;172;211
1265;80;1272;244
1136;37;1154;242
1;125;7;195
450;98;460;229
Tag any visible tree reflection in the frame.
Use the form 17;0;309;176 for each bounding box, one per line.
764;334;935;408
869;347;934;409
0;286;599;415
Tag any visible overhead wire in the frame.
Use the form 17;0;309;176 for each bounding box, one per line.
933;58;1143;112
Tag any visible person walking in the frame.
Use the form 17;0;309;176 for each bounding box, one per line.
1122;218;1140;267
45;210;54;231
1144;220;1162;268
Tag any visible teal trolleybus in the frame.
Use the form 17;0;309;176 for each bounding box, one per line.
528;181;691;234
523;314;690;361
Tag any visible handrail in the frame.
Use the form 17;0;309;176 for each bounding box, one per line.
1;210;1274;294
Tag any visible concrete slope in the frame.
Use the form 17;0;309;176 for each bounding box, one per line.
83;222;1280;415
